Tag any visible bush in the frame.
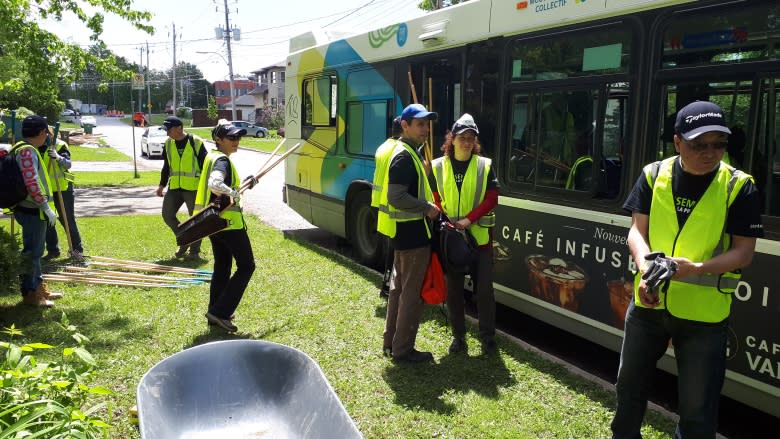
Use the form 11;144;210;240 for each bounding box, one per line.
0;315;113;438
0;226;28;296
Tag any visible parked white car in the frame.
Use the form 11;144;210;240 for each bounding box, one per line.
80;115;97;127
140;126;168;158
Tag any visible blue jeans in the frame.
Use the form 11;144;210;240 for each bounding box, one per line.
14;210;47;295
611;303;728;439
46;184;84;253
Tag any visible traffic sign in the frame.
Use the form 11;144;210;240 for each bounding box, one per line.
132;73;144;90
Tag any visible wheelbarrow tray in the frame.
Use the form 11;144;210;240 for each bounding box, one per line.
137;340;362;438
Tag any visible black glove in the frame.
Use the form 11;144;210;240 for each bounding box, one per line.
243;175;258;189
641;252;678;293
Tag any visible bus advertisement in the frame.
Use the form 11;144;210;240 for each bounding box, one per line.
282;0;780;416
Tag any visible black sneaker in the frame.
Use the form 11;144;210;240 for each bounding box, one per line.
448;337;467;354
205;312;237;332
174;245;188;258
185;252;205;261
42;252;61;261
393;349;434;363
481;338;497;355
379;288;389;299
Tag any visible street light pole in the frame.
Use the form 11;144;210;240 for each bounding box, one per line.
223;0;237;121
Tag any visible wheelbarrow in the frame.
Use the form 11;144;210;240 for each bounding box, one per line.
136;340;362;438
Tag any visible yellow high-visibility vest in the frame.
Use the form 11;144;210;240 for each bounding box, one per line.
432;155;493;246
636;157;751;322
166;135;204;191
376;142;433;238
194;150;244;231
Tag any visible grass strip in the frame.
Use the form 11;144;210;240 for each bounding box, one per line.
69;145;131;162
0;215;676;438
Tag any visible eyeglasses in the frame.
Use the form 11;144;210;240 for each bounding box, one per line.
685;139;728;152
226;135;241;141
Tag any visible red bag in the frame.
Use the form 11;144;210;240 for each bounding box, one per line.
421;252;447;304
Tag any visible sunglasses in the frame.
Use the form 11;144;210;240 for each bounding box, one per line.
226;135;241;141
684;139;728;152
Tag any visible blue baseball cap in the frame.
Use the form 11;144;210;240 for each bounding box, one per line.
400;103;438;121
675;101;731;141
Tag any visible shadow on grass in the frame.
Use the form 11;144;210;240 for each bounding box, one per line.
184;320;290;350
383;348;514;414
0;301;150;353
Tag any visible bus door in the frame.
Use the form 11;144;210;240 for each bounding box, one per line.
407;55;461;156
756;75;779;218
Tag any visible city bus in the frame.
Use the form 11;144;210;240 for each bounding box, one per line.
282;0;780;416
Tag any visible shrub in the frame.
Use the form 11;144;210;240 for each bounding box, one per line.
0;315;113;438
0;227;28;296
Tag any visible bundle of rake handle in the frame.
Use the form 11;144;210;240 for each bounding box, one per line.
43;256;212;289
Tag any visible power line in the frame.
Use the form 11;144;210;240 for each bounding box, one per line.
322;0;378;28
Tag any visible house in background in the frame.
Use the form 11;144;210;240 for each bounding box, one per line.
214;77;257;114
249;62;286;110
232;95;257;122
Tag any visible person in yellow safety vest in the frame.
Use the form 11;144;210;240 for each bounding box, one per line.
38;133;84;262
193;119;257;333
10;116;61;307
378;103;440;364
155;116;208;259
612;101;763;439
431;113;500;356
372;116;403;298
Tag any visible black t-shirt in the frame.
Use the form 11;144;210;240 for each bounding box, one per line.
388;148;430;250
623;157;764;237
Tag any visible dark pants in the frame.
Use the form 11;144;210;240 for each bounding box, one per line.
162;188;201;254
46;184;84;253
380;236;393;294
14;210;46;295
446;247;495;341
207;228;255;319
383;245;429;358
611;303;728;439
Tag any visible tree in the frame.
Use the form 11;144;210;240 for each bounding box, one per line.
0;0;152;120
418;0;469;11
207;96;218;120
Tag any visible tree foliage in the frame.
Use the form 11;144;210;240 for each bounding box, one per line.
0;0;153;120
418;0;469;11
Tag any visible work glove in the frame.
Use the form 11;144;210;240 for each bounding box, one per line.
47;149;61;161
228;189;241;202
243;175;258;190
641;252;678;293
42;205;57;227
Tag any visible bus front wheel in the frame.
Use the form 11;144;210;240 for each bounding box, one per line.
349;191;382;269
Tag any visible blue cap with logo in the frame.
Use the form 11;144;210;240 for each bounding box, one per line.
675;101;731;141
400;103;438;121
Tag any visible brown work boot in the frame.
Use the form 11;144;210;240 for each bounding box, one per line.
22;290;54;307
36;283;63;300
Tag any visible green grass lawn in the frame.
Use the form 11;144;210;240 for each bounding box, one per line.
75;171;159;187
69;145;131;162
0;215;676;438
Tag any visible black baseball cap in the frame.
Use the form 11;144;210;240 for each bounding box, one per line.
162;116;183;130
211;120;247;139
675;101;731;141
22;115;48;135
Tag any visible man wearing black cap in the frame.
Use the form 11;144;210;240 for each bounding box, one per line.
155;116;207;259
378;104;441;363
612;101;764;438
9;115;61;307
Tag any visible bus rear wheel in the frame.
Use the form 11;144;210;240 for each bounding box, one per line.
349;191;382;269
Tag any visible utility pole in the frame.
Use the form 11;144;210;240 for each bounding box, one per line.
139;46;144;113
224;0;237;121
172;22;177;115
146;41;152;117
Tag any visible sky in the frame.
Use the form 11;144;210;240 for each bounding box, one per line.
45;0;427;83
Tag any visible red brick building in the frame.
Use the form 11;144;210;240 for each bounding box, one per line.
213;78;257;110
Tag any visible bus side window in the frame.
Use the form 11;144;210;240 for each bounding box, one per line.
598;92;627;198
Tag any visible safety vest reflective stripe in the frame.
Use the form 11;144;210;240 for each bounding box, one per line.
371;138;398;209
676;273;740;290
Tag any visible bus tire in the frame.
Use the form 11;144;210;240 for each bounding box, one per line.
349;191;382;269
